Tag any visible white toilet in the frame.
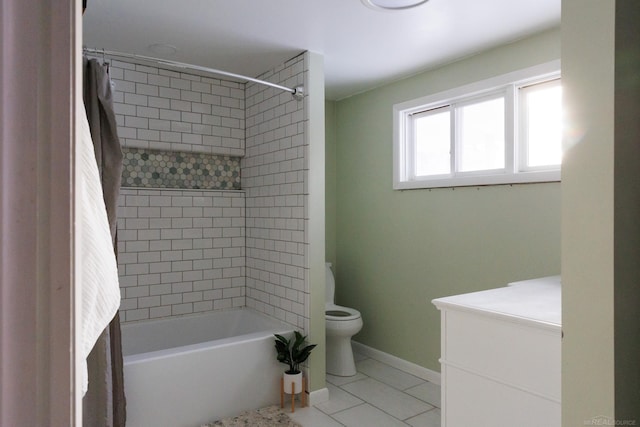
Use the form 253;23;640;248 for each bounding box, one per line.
325;262;363;377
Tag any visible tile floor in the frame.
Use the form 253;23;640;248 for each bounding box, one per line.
289;353;441;427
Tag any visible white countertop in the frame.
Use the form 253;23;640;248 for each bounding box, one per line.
432;276;561;330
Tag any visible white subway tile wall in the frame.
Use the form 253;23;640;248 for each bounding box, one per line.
243;53;309;330
117;188;246;322
103;57;245;157
105;53;311;327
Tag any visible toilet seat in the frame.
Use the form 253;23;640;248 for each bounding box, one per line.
326;304;361;321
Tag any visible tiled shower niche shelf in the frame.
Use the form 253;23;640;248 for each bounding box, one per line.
122;147;241;190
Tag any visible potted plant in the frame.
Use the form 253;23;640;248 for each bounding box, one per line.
274;331;316;395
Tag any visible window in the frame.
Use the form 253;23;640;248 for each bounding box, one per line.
519;79;562;170
393;61;562;189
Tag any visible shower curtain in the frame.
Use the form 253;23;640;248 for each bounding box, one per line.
82;57;126;427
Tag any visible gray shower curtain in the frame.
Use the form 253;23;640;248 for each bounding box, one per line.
82;57;126;427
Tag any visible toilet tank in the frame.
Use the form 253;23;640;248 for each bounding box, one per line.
325;263;335;304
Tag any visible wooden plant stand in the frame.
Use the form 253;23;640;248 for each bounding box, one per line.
280;375;306;413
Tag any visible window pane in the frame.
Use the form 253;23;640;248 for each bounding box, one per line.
524;83;562;167
414;109;450;176
458;97;505;172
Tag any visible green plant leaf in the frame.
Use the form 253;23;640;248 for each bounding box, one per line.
274;331;315;373
295;344;317;364
292;331;306;350
274;334;290;345
274;333;294;370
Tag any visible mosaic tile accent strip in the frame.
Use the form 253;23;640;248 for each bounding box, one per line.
121;147;241;190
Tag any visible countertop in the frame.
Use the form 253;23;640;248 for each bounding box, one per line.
432;276;561;330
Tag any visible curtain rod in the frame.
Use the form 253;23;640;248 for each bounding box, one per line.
83;47;304;100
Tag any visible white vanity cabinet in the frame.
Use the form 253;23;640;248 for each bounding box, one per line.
432;277;561;427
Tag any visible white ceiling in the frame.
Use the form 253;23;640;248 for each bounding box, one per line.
83;0;560;100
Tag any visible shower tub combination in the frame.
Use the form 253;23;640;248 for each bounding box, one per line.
121;308;293;427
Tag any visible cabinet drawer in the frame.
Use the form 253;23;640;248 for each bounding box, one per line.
444;365;560;427
442;309;560;401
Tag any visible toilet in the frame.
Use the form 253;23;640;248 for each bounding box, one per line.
325;262;363;377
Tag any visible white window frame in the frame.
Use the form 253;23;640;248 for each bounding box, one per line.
393;60;561;190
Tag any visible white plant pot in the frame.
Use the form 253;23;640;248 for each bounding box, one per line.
283;372;303;395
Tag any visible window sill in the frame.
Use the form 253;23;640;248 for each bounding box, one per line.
393;170;561;190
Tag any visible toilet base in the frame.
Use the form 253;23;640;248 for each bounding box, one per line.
326;335;357;377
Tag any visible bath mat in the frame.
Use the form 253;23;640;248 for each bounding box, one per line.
201;405;302;427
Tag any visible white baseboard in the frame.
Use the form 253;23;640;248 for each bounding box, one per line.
351;341;441;385
308;387;329;406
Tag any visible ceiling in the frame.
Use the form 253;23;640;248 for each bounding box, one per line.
83;0;560;100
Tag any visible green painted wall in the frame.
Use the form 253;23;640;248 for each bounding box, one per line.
331;28;562;372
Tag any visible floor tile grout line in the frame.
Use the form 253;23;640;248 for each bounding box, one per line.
402;388;441;408
325;401;367;418
403;406;440;422
313;393;364;418
338;375;435;411
318;382;368;415
330;401;409;426
354;357;442;407
317;352;441;427
333;383;429;425
354;357;432;393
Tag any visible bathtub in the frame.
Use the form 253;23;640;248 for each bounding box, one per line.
121;308;293;427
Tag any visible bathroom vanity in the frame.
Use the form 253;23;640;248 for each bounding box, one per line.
432;276;561;427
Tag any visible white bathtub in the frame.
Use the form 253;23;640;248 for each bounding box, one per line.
121;308;293;427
